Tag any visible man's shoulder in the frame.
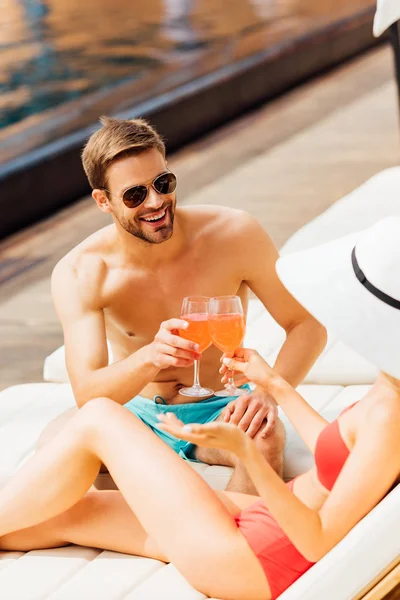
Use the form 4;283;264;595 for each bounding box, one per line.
181;205;256;234
52;227;112;301
53;248;106;282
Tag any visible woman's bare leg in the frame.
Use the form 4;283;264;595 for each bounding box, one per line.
0;491;166;560
0;489;256;558
0;399;270;600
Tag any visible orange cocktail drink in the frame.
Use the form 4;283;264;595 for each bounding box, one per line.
178;296;214;398
208;313;245;353
209;295;247;397
179;313;212;353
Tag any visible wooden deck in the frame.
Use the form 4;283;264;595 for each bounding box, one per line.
0;43;399;393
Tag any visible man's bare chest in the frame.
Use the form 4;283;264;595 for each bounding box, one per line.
102;260;245;344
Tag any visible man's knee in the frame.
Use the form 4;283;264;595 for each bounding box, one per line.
194;445;238;468
254;417;286;477
36;407;79;451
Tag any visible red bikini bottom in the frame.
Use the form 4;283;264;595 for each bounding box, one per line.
234;480;315;599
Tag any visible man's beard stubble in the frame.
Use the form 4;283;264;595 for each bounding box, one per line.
117;201;175;245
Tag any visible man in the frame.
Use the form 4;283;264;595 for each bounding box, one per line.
40;116;326;494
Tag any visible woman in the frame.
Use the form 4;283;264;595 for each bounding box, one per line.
1;218;400;600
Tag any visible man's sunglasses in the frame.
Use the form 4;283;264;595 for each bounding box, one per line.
101;171;177;209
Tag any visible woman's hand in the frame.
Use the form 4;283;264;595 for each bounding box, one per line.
157;413;249;455
219;348;279;392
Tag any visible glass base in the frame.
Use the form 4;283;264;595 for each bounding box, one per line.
179;385;214;398
214;385;248;397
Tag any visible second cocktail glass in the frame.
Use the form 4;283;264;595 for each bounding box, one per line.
209;295;247;397
178;296;214;398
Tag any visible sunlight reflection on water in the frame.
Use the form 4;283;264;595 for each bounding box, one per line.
0;0;277;128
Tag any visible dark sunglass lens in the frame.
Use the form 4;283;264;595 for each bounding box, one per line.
154;173;177;194
123;186;147;208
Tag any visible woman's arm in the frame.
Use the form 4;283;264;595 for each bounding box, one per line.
268;376;328;453
237;401;400;562
223;351;328;453
160;402;400;563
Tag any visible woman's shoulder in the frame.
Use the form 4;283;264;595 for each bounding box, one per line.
359;394;400;446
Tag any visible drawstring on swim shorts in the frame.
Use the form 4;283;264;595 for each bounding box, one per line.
154;395;167;405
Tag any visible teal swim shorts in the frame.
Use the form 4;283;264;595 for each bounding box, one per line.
124;384;251;460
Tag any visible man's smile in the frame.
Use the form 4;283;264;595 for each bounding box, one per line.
140;208;167;223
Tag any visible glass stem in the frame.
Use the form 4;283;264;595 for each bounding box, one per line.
193;359;201;388
228;369;235;390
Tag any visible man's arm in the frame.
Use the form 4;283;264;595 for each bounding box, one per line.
239;213;327;387
218;212;326;439
52;258;199;407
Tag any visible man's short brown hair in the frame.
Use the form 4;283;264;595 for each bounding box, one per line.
82;116;165;189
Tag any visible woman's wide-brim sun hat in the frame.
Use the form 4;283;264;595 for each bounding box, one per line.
276;217;400;379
